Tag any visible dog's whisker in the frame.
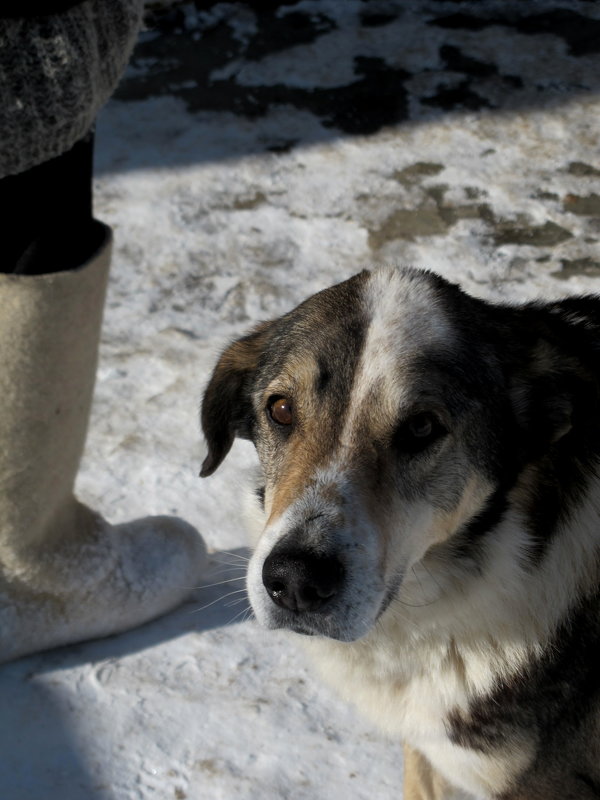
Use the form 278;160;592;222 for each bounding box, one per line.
190;588;247;615
410;564;437;608
209;562;248;575
382;603;421;631
397;596;438;609
418;560;444;597
205;565;247;580
228;605;254;625
224;591;249;604
217;550;250;563
193;576;246;591
210;560;248;572
224;596;249;609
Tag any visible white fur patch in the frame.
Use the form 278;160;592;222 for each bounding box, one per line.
348;268;454;423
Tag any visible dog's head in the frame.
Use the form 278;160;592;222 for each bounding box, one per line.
201;268;593;642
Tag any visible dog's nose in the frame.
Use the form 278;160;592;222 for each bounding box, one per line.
262;547;344;613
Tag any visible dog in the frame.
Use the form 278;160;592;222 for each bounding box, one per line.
201;267;600;800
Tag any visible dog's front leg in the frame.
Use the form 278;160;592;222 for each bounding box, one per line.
403;744;475;800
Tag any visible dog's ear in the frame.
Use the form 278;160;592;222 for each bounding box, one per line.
200;322;273;477
509;337;594;455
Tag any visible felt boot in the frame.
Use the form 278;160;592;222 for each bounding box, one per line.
0;221;206;662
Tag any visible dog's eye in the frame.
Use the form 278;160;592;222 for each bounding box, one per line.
408;413;434;439
269;396;293;426
394;412;445;454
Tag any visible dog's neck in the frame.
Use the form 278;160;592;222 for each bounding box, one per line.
318;466;600;691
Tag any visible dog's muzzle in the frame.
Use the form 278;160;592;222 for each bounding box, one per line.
248;503;387;642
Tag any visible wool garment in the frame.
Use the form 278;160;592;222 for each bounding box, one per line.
0;0;143;178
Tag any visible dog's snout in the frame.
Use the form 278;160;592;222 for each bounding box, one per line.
262;547;344;613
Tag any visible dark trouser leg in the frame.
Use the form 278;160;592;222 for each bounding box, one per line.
0;130;100;275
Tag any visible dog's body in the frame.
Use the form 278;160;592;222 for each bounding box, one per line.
201;268;600;800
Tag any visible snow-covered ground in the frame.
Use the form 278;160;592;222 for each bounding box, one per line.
2;2;600;798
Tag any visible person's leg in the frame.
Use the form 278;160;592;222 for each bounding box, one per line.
0;137;207;662
403;744;470;800
0;132;95;275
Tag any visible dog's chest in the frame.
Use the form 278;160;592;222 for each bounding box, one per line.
399;679;530;798
306;637;532;798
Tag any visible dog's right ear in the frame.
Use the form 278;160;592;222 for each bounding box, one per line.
200;322;273;478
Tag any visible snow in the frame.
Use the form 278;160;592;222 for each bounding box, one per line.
2;2;600;798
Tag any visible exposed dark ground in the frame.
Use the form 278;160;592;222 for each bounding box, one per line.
113;0;600;279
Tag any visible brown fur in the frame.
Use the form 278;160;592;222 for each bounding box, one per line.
404;745;458;800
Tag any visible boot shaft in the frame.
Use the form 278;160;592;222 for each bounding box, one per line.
0;222;111;552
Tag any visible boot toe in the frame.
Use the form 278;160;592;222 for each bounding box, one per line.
106;515;209;626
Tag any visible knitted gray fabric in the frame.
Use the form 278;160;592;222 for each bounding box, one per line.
0;0;143;178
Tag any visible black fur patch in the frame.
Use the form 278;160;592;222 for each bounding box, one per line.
449;586;600;798
315;358;332;395
416;285;600;570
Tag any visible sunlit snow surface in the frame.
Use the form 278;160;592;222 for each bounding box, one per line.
2;2;600;798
